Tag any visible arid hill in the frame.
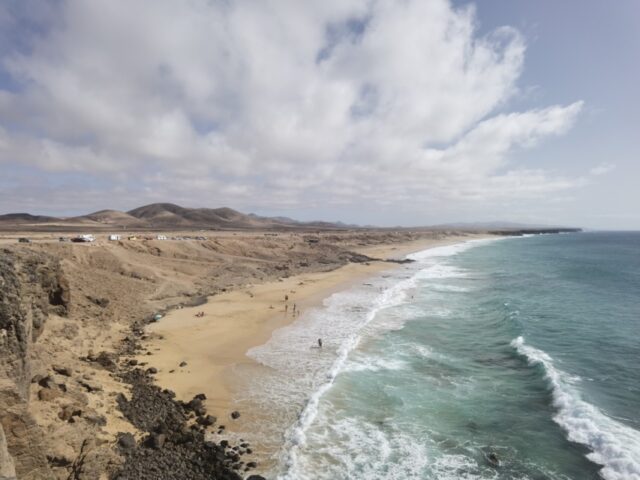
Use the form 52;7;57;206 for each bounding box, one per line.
79;210;145;227
0;203;349;231
0;213;59;224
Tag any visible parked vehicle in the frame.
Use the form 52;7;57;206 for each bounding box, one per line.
71;234;96;243
18;237;31;243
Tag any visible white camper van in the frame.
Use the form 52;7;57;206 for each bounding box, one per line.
72;234;96;243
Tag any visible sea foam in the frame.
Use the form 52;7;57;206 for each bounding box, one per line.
511;336;640;480
275;238;497;478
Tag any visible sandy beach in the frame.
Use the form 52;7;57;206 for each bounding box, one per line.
139;234;488;442
0;227;500;479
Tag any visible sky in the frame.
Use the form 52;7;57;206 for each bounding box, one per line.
0;0;637;229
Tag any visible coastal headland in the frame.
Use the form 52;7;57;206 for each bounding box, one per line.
0;210;579;480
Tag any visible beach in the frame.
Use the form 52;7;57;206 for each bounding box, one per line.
137;234;489;467
0;228;494;479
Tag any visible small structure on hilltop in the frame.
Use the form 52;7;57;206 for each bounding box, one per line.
108;234;121;241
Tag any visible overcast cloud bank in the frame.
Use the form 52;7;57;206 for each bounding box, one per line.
0;0;593;223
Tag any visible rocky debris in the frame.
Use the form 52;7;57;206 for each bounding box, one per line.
37;387;62;402
230;411;241;420
87;296;110;308
85;351;117;370
58;405;82;422
52;365;73;377
116;371;186;433
385;257;415;264
77;378;102;393
196;415;216;427
83;413;107;427
116;434;135;452
46;443;75;468
111;367;254;480
37;374;58;390
145;367;158;375
65;437;121;480
179;361;187;367
344;252;376;264
145;433;166;450
183;397;207;417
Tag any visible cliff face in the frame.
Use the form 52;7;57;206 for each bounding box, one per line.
0;250;69;480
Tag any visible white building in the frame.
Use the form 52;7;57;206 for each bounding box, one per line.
156;234;168;240
108;234;121;241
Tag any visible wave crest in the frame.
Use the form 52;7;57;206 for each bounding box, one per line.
511;336;640;480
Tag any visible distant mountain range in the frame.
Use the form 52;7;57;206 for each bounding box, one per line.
0;203;582;233
0;203;357;231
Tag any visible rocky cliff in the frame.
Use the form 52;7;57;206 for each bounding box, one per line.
0;250;69;479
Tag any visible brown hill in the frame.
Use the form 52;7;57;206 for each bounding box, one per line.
0;213;58;224
0;203;348;231
126;203;302;229
79;209;147;226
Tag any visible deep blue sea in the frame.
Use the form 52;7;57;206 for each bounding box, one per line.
244;232;640;480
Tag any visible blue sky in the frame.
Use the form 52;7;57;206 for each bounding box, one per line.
465;0;640;229
0;1;637;228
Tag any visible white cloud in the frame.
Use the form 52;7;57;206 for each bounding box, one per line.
0;0;585;216
589;162;615;176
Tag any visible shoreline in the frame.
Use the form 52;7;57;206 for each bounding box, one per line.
138;234;491;455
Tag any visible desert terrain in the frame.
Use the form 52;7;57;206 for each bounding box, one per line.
0;222;482;480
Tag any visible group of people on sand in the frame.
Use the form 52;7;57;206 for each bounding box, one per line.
194;311;205;317
283;294;301;317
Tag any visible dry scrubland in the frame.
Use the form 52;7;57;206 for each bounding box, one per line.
0;229;477;479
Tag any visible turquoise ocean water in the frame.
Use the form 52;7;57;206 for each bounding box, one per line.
244;233;640;480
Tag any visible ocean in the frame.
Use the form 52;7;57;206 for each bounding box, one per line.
242;232;640;480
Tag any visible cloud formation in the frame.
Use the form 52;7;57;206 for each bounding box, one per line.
0;0;585;218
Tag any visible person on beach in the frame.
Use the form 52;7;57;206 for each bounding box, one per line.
318;338;323;348
285;294;289;301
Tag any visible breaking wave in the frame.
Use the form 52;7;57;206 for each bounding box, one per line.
511;336;640;480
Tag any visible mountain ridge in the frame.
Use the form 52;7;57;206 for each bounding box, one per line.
0;203;350;231
0;203;583;233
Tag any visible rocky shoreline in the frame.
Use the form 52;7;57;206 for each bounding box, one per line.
109;317;265;480
0;230;472;479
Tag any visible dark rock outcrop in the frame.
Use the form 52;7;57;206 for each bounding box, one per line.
111;368;249;480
